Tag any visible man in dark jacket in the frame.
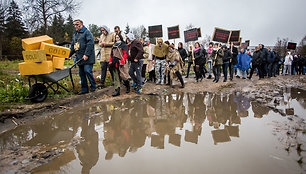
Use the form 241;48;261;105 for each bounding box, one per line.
222;45;232;82
267;47;275;77
259;44;269;77
127;33;144;93
69;19;96;95
248;47;263;80
273;51;280;76
229;43;238;81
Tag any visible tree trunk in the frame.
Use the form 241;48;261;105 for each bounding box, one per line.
42;0;47;34
0;33;2;60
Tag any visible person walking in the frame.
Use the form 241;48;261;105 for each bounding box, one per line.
222;45;232;82
99;25;115;88
248;47;263;80
127;33;144;93
193;42;205;82
283;52;293;75
69;19;96;95
109;34;130;96
166;44;185;88
267;47;275;77
206;42;214;79
237;49;252;79
211;43;224;83
185;45;194;78
153;38;168;85
140;38;149;83
178;42;188;67
229;42;238;81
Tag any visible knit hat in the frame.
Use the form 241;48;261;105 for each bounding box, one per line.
127;33;135;41
100;25;110;34
144;37;150;42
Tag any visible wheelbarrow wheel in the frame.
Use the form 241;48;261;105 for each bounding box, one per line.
28;83;48;103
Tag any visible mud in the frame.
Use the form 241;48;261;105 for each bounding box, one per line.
0;75;305;173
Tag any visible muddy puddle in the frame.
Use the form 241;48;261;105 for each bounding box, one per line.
0;88;305;174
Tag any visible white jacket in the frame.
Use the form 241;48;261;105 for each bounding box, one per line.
284;55;293;65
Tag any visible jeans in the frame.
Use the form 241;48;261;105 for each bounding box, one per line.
155;59;166;84
79;64;96;92
213;65;221;81
100;62;113;84
283;65;291;75
186;62;193;77
129;59;143;89
207;61;213;76
229;62;235;80
267;62;274;77
222;62;229;80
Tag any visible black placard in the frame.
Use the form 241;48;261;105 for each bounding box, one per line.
233;37;242;46
229;30;240;42
212;27;231;43
197;28;202;38
245;40;250;47
184;28;198;43
287;42;297;50
168;25;180;40
148;25;163;38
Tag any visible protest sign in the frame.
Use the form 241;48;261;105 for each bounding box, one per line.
149;25;163;38
184;28;198;43
229;30;240;42
168;25;180;40
212;27;231;43
287;42;297;50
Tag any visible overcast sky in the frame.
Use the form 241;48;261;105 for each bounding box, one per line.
76;0;305;46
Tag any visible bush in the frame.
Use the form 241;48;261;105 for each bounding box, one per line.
0;80;28;103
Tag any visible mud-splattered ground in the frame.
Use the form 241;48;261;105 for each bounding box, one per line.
0;75;305;173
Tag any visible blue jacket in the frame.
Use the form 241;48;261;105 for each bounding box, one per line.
69;26;95;66
267;50;275;63
237;51;252;71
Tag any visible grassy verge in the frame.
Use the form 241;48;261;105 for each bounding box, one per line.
0;60;112;111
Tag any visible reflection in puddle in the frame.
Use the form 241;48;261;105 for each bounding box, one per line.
0;89;305;174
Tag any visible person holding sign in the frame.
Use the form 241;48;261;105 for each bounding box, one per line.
166;44;185;88
153;38;169;85
211;43;224;83
229;42;238;81
193;42;205;82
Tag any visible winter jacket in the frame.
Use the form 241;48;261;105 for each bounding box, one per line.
153;43;168;59
259;47;269;63
223;49;232;63
284;55;293;65
69;26;95;66
166;50;183;72
143;44;149;65
274;51;280;63
211;49;224;65
267;50;275;63
194;48;205;65
251;50;262;65
230;46;238;65
128;39;144;63
99;32;115;62
178;47;188;61
187;51;193;63
237;51;252;71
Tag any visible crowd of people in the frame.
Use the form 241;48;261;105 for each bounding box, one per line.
69;19;306;97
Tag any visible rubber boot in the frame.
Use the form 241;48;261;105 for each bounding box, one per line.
112;87;120;97
176;71;185;88
124;80;130;93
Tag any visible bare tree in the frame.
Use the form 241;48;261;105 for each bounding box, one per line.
185;23;194;30
131;25;147;39
200;34;212;48
274;37;288;57
23;0;81;34
298;35;306;56
0;2;7;59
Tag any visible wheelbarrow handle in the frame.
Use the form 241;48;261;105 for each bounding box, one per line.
70;58;83;69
